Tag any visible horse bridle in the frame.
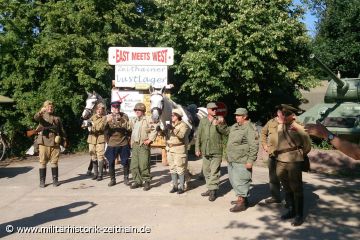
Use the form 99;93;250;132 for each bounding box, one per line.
150;92;164;116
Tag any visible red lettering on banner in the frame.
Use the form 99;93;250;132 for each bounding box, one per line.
152;50;168;63
132;52;151;61
115;50;129;63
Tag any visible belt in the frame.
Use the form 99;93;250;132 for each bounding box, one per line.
168;143;185;147
274;146;302;156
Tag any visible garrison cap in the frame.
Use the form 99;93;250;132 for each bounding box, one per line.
234;108;248;116
172;109;183;117
206;102;218;109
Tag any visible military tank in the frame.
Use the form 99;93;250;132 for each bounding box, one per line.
298;54;360;142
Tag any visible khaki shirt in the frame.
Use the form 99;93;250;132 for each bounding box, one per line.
167;121;190;154
261;118;279;156
226;121;259;164
87;115;106;144
34;112;66;147
105;112;131;147
130;116;158;146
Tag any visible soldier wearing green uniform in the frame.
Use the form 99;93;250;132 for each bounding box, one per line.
34;100;67;188
226;108;259;212
195;102;228;201
129;103;158;191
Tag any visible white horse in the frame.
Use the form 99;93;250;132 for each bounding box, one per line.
81;91;107;130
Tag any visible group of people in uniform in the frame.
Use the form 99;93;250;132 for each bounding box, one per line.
33;98;311;227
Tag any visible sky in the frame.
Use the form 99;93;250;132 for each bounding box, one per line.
294;0;318;37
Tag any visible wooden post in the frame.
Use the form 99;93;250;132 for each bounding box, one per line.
161;148;168;166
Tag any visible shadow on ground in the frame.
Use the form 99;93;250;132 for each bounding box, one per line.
0;201;97;238
0;166;33;179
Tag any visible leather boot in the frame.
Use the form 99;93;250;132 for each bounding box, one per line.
201;190;211;197
178;174;185;194
130;182;142;189
51;167;60;187
86;159;93;176
230;196;247;212
292;195;304;226
208;190;217;202
281;193;295;220
143;181;151;191
39;168;46;188
170;173;178;193
92;160;98;180
97;160;104;181
108;166;116;187
124;164;130;186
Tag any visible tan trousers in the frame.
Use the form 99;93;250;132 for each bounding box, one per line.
39;145;60;168
89;143;105;161
167;151;187;175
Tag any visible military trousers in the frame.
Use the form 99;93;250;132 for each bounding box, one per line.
130;143;151;184
268;156;281;200
167;151;187;175
202;154;222;190
39;145;60;168
276;161;303;199
89;143;105;161
228;162;252;197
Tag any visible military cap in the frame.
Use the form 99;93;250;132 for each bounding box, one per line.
172;109;183;117
234;108;248;116
206;102;218;109
134;102;146;111
277;104;301;116
111;101;121;106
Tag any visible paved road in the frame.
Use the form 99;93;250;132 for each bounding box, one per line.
0;153;359;240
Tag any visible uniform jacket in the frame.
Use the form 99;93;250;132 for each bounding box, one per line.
167;120;190;154
226;121;259;164
130;115;158;147
105;112;131;147
87;114;106;144
195;117;228;156
34;112;66;147
261;118;279;156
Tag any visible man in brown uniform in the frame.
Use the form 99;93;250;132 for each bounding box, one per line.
105;101;131;186
130;103;158;191
85;103;107;181
166;109;190;194
275;104;311;226
34;100;67;188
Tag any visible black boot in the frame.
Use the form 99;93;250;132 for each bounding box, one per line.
51;167;60;187
124;164;130;186
281;193;295;220
143;181;151;191
292;196;304;226
201;190;211;197
92;160;98;180
108;166;116;187
170;173;178;193
209;190;217;202
97;160;104;181
39;168;46;188
178;174;185;194
86;159;93;176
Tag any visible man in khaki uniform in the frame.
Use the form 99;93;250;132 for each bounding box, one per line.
275;104;311;226
195;102;228;201
34;100;67;188
129;103;158;191
85;103;106;181
226;108;259;212
166;109;190;194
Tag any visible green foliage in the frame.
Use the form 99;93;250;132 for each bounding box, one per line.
0;0;158;154
305;0;360;77
156;0;317;121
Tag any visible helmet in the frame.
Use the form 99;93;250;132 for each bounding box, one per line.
134;103;146;111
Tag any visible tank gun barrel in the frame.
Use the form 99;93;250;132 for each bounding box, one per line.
310;54;345;88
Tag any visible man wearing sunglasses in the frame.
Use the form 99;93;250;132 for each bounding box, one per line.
195;102;228;201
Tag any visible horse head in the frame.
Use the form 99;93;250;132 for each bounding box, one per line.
82;91;103;120
149;85;166;123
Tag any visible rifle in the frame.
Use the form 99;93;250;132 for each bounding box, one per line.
26;126;56;138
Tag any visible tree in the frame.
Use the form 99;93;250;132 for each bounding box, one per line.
305;0;360;77
156;0;316;120
0;0;158;154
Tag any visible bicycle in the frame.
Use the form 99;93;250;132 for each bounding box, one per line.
0;125;8;161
